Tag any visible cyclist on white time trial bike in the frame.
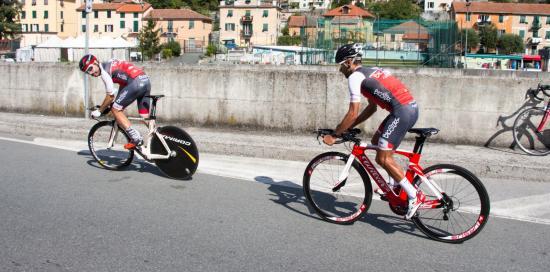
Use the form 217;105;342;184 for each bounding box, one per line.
79;54;150;150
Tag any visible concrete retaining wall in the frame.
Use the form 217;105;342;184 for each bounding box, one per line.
1;62;549;146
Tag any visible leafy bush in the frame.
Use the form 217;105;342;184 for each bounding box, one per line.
162;48;173;59
162;40;181;57
206;44;217;56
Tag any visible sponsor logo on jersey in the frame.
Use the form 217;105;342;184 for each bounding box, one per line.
374;89;392;102
117;73;128;81
369;69;390;79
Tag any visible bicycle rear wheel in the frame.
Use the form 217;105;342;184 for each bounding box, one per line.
88;121;134;170
412;164;490;243
303;152;372;225
513;107;550;156
151;126;199;180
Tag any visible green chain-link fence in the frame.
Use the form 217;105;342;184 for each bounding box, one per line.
295;17;459;67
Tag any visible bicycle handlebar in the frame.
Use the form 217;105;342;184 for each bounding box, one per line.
532;83;550;101
315;128;362;145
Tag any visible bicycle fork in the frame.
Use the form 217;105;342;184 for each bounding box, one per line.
108;122;119;149
332;154;356;192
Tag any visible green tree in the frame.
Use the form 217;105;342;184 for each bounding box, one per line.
146;0;183;9
161;48;173;59
138;19;161;60
479;23;498;53
461;28;480;53
0;0;22;40
162;40;181;57
498;34;524;55
331;0;353;9
277;25;301;45
206;44;217;56
368;0;421;20
146;0;218;16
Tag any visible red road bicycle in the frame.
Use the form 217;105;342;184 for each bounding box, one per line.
303;128;490;243
513;83;550;155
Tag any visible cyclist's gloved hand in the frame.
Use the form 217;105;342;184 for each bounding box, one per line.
323;135;336;146
90;109;101;118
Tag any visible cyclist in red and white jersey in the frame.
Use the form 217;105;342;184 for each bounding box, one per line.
323;43;423;219
79;54;150;149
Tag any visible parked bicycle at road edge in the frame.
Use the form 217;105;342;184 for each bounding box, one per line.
513;83;550;155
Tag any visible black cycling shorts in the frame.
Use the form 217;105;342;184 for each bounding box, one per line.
374;101;419;150
112;75;151;114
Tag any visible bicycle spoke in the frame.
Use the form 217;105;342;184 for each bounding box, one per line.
413;164;489;243
304;152;371;224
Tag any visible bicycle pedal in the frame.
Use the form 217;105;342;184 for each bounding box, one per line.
379;195;389;202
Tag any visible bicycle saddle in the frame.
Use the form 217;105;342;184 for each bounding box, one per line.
408;128;439;137
145;95;165;99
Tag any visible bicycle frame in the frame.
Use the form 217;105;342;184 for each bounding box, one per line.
536;101;550;132
107;117;174;161
337;141;444;208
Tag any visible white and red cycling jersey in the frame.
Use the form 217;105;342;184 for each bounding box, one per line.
348;66;414;111
99;59;145;95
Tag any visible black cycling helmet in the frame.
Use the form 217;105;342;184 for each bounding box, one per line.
79;54;97;72
335;43;363;64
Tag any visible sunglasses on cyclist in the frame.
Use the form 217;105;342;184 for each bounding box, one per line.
85;65;95;74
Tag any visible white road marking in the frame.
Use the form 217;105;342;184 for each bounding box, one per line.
1;135;550;225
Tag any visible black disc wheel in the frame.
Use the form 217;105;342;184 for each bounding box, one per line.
412;164;490;243
88;121;134;170
303;152;372;225
513;107;550;156
151;126;199;180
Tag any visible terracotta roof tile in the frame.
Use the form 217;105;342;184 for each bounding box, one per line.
117;3;152;13
288;15;317;27
452;1;550;15
323;4;374;18
403;33;430;40
144;9;212;21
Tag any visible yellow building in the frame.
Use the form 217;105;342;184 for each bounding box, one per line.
452;1;550;54
143;9;213;52
76;1;152;43
19;0;83;47
219;0;282;47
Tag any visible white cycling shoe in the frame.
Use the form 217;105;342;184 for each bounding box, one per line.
405;191;426;220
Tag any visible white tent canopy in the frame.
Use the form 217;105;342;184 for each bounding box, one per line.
33;36;136;62
35;36;64;48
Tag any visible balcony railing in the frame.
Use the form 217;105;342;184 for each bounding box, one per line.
241;30;252;37
241;15;253;22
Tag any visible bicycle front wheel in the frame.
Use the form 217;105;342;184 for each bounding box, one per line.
303;152;372;225
513;107;550;156
412;164;490;243
88;121;134;170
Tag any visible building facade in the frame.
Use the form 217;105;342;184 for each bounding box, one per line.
219;0;282;47
76;2;152;42
288;0;330;11
452;2;550;54
144;9;212;52
18;0;83;46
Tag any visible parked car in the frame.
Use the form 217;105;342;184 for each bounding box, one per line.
224;41;237;50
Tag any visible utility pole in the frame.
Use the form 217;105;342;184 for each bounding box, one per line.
464;0;471;69
84;0;92;119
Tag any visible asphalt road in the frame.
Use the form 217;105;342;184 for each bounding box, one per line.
0;139;549;272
